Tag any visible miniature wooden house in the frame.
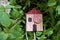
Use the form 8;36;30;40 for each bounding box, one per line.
26;8;43;32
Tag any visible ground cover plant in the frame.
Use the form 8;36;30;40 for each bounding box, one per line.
0;0;60;40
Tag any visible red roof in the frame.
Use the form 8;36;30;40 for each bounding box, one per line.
27;8;41;14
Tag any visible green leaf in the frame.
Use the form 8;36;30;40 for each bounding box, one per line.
55;21;60;27
10;0;16;5
5;5;15;9
9;24;24;39
26;0;30;7
19;10;24;18
0;6;5;12
5;5;21;9
44;28;53;36
47;0;56;6
36;32;42;36
11;9;20;19
54;21;60;30
0;32;8;40
56;5;60;14
10;19;17;27
0;11;11;27
15;5;22;9
19;0;23;3
28;32;34;40
57;32;60;40
38;35;45;40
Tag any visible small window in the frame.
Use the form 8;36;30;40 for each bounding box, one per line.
28;17;32;22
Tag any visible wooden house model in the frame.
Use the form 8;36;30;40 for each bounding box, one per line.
26;8;43;32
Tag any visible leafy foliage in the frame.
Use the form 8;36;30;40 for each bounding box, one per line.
0;0;60;40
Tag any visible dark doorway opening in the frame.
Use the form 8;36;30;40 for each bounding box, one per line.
33;24;37;32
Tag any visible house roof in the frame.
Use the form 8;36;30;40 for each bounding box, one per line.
27;8;42;14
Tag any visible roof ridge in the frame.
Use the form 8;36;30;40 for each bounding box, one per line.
27;8;41;14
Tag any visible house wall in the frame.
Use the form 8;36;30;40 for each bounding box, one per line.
26;14;43;31
26;14;34;31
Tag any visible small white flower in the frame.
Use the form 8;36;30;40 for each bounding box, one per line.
0;0;11;14
6;9;11;14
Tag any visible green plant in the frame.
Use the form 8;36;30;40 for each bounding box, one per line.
0;0;60;40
